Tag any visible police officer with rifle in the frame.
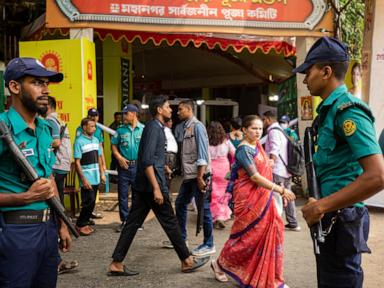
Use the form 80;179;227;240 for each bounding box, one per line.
295;38;384;288
0;58;74;287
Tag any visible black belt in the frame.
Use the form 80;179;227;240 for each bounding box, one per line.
2;209;51;224
127;160;137;166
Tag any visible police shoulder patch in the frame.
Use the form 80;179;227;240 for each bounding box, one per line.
343;119;357;136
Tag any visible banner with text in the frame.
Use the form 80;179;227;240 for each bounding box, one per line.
48;0;330;33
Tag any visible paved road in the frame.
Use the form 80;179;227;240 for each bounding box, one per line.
57;196;384;288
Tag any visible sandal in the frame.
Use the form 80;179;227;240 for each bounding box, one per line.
58;260;79;274
181;256;210;273
107;265;139;277
210;260;228;282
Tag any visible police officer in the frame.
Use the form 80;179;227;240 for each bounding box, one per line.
295;37;384;288
0;57;71;287
111;104;144;232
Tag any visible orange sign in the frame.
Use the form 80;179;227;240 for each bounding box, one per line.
50;0;327;30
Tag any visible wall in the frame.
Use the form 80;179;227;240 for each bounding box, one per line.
102;37;132;169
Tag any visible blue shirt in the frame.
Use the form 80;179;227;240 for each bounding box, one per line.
74;133;102;186
46;117;60;140
0;107;55;211
134;119;168;194
111;122;144;160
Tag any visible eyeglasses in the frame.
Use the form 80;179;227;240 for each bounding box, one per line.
30;79;50;88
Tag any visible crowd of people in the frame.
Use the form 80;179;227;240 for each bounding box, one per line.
0;36;384;288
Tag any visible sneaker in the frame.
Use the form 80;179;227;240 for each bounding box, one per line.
116;222;125;233
91;212;103;219
162;240;189;249
285;224;301;231
191;244;216;257
162;240;174;249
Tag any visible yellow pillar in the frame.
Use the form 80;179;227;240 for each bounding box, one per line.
102;37;132;169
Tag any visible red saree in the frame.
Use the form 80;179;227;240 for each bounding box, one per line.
218;142;285;288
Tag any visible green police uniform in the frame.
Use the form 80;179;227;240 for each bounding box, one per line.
111;122;144;160
0;107;55;212
313;85;382;207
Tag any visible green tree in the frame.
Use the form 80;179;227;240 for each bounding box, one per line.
328;0;365;60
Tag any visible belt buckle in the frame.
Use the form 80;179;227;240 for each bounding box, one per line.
42;208;50;222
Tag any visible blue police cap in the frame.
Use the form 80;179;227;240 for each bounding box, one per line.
87;108;99;117
279;115;290;123
293;37;349;74
122;104;139;113
4;57;63;86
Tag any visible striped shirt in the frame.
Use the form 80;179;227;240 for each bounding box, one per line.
74;133;102;186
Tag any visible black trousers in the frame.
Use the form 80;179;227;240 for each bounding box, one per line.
54;172;67;204
76;185;99;227
112;190;190;262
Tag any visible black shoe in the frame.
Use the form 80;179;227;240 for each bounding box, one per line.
285;224;301;231
91;212;103;219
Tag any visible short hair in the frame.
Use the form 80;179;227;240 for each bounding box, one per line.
81;117;94;128
179;99;194;110
263;110;277;119
314;61;349;81
47;96;56;110
114;112;121;117
242;115;262;129
207;121;226;146
149;95;168;117
230;117;242;130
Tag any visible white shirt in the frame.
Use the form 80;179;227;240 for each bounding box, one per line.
265;122;291;178
165;127;178;153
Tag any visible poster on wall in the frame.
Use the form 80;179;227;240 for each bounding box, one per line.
300;96;313;120
19;38;97;142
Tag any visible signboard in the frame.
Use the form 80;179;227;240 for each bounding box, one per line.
19;38;97;142
121;58;130;108
51;0;327;30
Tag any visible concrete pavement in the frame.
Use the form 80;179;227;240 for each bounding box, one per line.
57;194;384;288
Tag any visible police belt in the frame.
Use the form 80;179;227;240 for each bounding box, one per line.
2;209;51;224
126;160;137;166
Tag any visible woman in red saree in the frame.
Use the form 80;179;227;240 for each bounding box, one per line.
211;115;295;288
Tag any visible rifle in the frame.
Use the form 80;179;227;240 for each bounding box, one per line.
303;127;325;254
0;121;79;238
196;172;212;236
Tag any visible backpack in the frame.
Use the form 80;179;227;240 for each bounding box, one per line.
269;127;305;176
46;115;72;172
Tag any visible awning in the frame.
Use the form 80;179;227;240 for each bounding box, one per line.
95;29;296;56
25;19;295;57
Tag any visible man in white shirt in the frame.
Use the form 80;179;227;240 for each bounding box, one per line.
263;110;301;231
164;118;178;190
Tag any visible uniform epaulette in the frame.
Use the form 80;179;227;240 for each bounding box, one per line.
337;101;353;111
